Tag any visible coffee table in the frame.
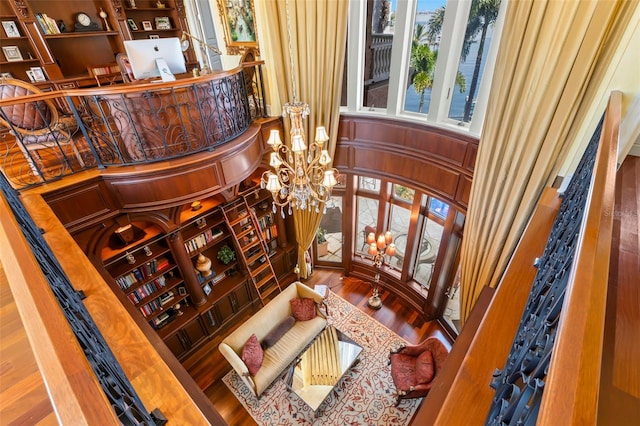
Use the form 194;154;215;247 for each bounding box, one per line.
285;325;363;414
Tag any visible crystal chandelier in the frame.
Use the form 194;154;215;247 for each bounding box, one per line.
260;0;339;216
261;104;338;216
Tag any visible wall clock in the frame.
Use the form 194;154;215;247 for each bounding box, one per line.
74;12;100;32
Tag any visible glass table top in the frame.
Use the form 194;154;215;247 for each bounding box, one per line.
286;325;363;413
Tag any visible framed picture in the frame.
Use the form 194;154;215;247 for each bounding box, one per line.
2;21;20;38
149;34;159;39
203;283;211;296
25;70;36;83
142;20;153;31
216;0;258;55
127;18;138;31
154;17;170;30
2;46;22;62
0;72;13;79
178;286;187;296
30;67;46;82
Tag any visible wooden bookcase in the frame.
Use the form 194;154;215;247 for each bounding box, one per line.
97;188;297;361
0;0;196;88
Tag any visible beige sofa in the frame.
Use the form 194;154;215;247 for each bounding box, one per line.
219;281;327;397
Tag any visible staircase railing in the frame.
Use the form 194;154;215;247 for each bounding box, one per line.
0;61;266;189
417;91;620;425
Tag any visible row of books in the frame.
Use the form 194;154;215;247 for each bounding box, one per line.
34;13;61;35
92;64;120;76
139;298;164;317
261;224;278;241
115;257;170;289
126;276;167;304
150;311;174;329
184;228;224;254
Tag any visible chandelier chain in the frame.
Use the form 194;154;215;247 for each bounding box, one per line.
284;0;298;103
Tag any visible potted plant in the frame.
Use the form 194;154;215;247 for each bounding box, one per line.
316;227;328;257
217;245;236;265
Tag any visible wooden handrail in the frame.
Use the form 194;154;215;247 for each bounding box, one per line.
418;91;620;424
538;91;620;423
0;196;119;425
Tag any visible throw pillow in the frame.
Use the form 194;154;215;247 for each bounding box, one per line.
261;316;295;349
415;350;435;384
241;334;263;376
290;297;316;321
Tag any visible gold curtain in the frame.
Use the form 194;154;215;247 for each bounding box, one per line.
459;0;635;323
263;0;348;278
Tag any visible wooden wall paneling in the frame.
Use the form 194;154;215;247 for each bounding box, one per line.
455;175;473;207
43;179;118;231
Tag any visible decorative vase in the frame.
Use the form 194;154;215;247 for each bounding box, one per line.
195;253;212;277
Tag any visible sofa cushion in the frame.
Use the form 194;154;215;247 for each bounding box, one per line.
415;350;435;384
290;297;316;321
261;316;295;349
241;334;263;376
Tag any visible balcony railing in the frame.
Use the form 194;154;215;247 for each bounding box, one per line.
0;61;265;189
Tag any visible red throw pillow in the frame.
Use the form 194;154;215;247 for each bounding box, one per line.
241;334;263;376
415;350;435;384
290;297;317;321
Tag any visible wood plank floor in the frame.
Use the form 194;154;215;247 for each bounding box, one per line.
0;264;56;425
190;270;450;426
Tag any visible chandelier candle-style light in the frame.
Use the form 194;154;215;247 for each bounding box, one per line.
366;231;396;309
261;104;338;216
261;0;338;217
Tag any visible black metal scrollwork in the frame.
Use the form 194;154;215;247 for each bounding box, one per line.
0;172;162;425
485;114;604;426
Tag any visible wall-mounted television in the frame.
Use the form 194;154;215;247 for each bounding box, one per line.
123;37;186;82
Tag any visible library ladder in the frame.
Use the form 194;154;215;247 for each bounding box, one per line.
222;198;281;305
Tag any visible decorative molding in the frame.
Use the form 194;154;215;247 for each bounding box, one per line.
12;0;29;18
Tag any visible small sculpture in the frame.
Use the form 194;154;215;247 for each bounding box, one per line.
195;253;212;277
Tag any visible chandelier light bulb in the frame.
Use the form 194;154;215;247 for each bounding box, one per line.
376;234;387;250
266;173;282;192
367;232;376;244
291;135;307;153
315;126;329;144
322;170;337;188
387;243;396;257
267;129;282;148
368;243;378;256
385;231;393;244
269;152;282;168
319;150;332;166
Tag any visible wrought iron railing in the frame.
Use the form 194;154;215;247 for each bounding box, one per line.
0;62;265;189
0;170;163;425
485;114;604;425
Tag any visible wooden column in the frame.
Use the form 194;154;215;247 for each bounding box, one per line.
167;232;206;306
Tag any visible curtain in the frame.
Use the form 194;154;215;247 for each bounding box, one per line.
459;0;634;323
262;0;348;278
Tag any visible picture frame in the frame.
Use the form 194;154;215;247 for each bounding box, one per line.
149;34;160;39
203;283;211;296
178;286;187;296
0;72;13;79
142;20;153;31
2;21;20;38
216;0;258;55
25;70;36;83
2;46;22;62
127;18;138;31
30;66;46;82
154;17;170;30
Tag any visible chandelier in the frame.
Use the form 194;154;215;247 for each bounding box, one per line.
261;104;338;216
260;0;339;216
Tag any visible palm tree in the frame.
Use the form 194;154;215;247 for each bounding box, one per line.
427;0;501;122
411;43;436;113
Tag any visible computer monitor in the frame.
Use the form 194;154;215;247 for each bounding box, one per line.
123;38;186;82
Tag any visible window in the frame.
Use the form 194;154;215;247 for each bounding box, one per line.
347;0;506;135
356;195;379;256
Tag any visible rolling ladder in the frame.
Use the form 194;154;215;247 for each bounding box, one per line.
222;198;281;305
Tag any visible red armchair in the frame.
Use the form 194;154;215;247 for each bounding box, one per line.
389;336;450;406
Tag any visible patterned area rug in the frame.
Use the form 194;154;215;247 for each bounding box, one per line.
223;292;422;425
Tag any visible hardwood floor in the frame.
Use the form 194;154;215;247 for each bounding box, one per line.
189;270;450;426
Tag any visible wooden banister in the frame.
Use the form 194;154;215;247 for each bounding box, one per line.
538;91;621;424
419;91;620;424
0;196;119;425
